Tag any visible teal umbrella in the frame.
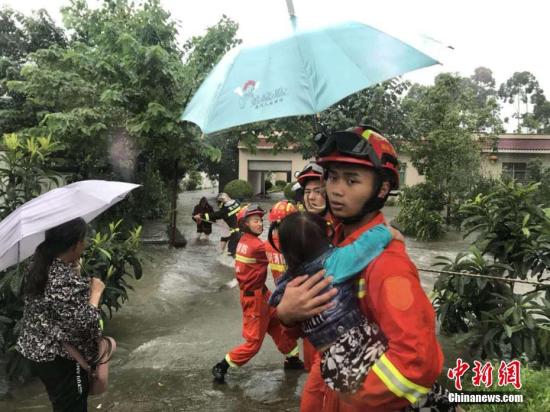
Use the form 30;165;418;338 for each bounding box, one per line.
182;17;439;134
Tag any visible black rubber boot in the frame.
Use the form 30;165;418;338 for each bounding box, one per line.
212;359;230;383
284;356;304;370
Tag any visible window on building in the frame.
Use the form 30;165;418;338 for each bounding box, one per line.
399;163;407;187
502;162;527;181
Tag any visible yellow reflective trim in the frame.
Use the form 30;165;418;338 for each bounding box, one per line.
269;263;286;272
357;278;366;299
225;354;239;368
235;254;256;264
285;346;299;357
372;354;430;404
361;129;373;140
379;354;430;396
204;213;210;221
372;363;414;403
230;228;240;233
228;206;241;217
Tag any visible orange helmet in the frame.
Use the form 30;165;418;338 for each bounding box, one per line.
315;125;399;190
236;204;265;224
268;200;297;223
296;163;324;186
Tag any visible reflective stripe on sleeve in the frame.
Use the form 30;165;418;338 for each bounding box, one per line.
235;254;256;264
372;354;430;404
227;206;241;217
269;263;286;272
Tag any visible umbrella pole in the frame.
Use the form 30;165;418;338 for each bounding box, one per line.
285;0;295;16
312;113;322;132
285;0;297;29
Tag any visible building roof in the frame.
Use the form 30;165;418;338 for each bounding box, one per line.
238;133;550;154
482;134;550;154
238;136;298;150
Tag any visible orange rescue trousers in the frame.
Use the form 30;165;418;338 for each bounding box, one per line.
300;350;326;412
226;288;299;366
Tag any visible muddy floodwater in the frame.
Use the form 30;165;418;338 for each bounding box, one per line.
0;189;470;411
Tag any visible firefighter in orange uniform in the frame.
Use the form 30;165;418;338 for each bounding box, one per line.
266;200;297;284
294;163;332;411
277;125;444;412
212;204;304;383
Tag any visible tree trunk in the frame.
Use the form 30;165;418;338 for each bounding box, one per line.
169;159;178;248
446;192;452;225
218;141;239;192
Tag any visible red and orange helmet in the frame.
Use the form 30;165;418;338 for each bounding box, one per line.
296;162;324;186
315;125;399;190
236;204;265;224
268;200;297;223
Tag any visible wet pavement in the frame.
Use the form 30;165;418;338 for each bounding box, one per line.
1;189;470;411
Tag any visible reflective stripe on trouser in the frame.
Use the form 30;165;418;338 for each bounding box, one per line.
227;288;298;367
371;354;430;404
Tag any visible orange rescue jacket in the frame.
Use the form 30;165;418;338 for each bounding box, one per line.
235;233;269;291
330;212;443;411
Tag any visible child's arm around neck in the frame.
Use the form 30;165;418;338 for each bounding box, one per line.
324;224;393;283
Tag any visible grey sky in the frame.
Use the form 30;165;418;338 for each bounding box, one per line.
3;0;550;125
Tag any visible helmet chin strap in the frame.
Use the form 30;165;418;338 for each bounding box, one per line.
338;170;386;225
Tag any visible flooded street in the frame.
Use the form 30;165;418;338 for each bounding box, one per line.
1;189;470;411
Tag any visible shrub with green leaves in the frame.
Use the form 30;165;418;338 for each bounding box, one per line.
395;198;445;241
183;171;203;191
400;181;446;212
0;133;61;218
223;179;253;199
462;364;550;412
82;220;143;319
432;180;550;365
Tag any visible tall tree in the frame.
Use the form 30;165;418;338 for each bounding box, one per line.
403;72;503;225
7;1;240;231
320;78;411;140
498;71;542;132
0;8;66;135
523;89;550;133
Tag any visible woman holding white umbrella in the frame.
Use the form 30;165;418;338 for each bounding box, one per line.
0;180;138;411
16;217;108;411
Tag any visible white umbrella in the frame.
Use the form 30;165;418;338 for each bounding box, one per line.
0;180;140;272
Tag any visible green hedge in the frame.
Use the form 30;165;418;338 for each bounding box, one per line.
224;179;253;199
